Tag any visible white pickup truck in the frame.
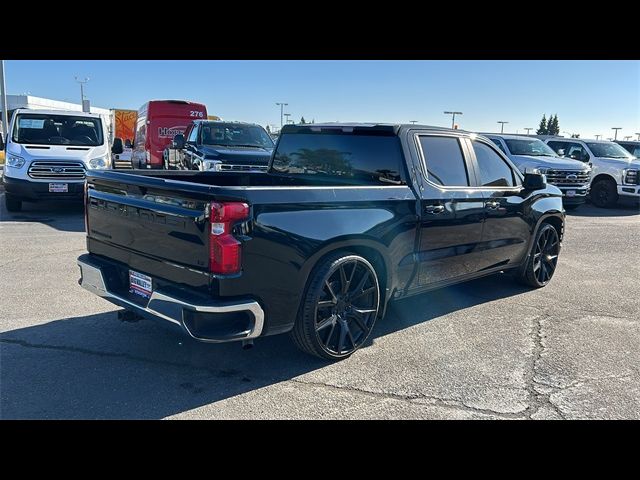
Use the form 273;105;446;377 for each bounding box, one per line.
544;138;640;208
2;108;111;212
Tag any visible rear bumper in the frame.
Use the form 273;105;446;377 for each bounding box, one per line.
3;176;84;201
77;254;264;343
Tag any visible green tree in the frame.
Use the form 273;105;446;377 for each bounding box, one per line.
536;114;548;135
547;114;560;135
300;116;306;124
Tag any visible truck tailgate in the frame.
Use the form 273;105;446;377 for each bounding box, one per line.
86;173;214;274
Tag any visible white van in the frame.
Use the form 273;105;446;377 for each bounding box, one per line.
544;138;640;208
2;109;111;212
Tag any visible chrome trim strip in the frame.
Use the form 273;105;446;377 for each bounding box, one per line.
77;259;264;342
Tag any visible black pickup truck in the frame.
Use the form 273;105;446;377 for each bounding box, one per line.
163;120;274;172
78;124;565;360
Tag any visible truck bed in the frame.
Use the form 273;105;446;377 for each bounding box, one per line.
85;169;418;334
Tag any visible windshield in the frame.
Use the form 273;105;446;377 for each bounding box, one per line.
201;122;274;148
504;138;558;157
12;113;104;146
586;142;634;159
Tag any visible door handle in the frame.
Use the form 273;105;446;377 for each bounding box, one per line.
485;201;500;210
425;204;445;215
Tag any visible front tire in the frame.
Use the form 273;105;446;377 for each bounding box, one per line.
591;178;618;208
518;223;560;288
5;194;22;212
291;253;381;360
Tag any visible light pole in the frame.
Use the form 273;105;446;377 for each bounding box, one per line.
444;111;462;129
275;102;288;131
636;133;640;141
0;60;9;139
284;113;291;125
524;128;533;135
611;127;622;140
623;136;632;141
497;121;509;133
410;120;418;124
594;135;601;140
74;76;89;105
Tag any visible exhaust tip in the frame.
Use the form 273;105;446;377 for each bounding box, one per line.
242;339;254;350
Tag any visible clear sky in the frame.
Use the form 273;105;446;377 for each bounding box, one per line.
4;60;639;138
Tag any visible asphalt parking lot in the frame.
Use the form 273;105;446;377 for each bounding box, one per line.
0;193;638;419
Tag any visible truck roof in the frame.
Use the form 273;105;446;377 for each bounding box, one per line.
14;108;102;118
192;119;263;127
281;123;467;135
480;133;545;141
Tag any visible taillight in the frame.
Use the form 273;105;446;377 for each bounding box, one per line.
209;202;250;274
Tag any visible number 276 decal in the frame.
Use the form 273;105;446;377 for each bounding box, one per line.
190;111;204;118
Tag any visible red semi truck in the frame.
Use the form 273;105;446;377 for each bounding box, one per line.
131;100;207;169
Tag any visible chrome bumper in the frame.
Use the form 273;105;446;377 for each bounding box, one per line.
77;258;264;343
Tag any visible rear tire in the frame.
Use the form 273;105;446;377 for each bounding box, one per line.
5;194;22;212
591;178;618;208
291;252;381;360
518;223;560;288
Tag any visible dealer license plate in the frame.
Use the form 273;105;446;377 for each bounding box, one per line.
49;183;68;193
129;270;153;299
565;190;576;197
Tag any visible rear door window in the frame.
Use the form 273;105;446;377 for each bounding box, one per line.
417;136;470;186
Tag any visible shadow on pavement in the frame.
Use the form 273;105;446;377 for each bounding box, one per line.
0;194;85;232
566;202;639;217
0;273;530;419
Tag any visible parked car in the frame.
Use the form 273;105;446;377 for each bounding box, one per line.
544;138;640;208
2;108;110;212
131;100;207;169
163;120;274;171
615;140;640;158
482;134;591;210
78;123;565;360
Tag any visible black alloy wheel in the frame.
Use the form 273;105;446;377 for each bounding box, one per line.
292;254;381;360
591;178;618;208
518;223;560;288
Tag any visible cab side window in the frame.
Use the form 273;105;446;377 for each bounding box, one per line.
187;125;199;143
473;141;516;187
418;136;470;186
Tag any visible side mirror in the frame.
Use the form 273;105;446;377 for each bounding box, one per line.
111;137;124;154
172;134;185;149
124;139;132;148
523;172;547;190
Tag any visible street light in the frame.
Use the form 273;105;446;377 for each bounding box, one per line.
623;136;632;141
524;128;533;135
611;127;622;140
497;121;509;133
444;111;462;129
410;120;418;124
275;102;288;130
284;113;292;125
74;76;90;104
594;135;601;140
0;60;9;139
